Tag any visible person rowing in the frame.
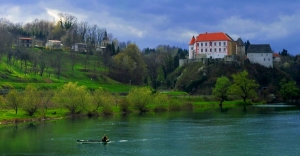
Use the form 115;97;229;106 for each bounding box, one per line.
102;134;109;142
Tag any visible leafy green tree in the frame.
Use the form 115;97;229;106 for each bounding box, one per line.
212;76;231;110
230;70;259;102
126;87;152;113
22;85;41;116
53;82;88;114
110;44;147;85
83;87;115;116
39;89;54;116
279;79;299;101
5;89;22;114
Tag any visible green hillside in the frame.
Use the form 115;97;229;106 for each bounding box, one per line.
0;48;132;93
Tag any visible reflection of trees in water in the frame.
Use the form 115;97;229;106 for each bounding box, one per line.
27;123;37;130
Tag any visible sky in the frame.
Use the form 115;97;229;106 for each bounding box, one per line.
0;0;300;55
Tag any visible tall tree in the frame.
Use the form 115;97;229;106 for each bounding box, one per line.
230;70;259;102
212;76;231;110
110;44;147;85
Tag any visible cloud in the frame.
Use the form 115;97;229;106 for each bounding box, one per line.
216;13;300;41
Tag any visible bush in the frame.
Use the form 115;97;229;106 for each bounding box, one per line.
126;87;152;113
182;102;193;111
119;98;131;113
153;93;169;112
169;100;181;111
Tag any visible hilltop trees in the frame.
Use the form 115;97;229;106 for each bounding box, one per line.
110;44;147;85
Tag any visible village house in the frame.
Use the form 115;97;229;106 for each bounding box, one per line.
246;44;273;68
17;37;32;47
72;43;87;52
45;40;63;49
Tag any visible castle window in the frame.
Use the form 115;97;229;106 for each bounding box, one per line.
224;48;226;52
191;47;193;50
219;48;221;52
205;43;207;46
264;58;265;61
210;49;212;52
214;42;216;46
219;42;221;46
197;43;199;46
205;49;207;52
261;54;263;56
224;42;226;46
214;48;216;52
201;49;203;52
201;43;203;47
209;42;212;46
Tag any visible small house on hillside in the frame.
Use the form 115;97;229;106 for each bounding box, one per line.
72;43;87;52
18;37;32;47
247;44;273;68
45;40;63;49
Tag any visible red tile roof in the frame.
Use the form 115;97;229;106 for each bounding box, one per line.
273;53;280;57
189;36;195;45
195;32;233;42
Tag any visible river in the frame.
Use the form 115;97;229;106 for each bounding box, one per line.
0;106;300;156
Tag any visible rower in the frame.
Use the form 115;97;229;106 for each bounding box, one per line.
102;134;109;142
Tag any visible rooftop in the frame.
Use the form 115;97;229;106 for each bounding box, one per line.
247;44;273;54
195;32;233;42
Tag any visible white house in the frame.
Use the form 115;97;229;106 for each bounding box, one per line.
72;43;87;52
45;40;63;49
246;44;273;68
188;32;236;59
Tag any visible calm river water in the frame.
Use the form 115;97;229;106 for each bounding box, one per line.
1;106;300;156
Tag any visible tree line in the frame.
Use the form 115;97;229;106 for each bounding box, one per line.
0;82;192;117
213;70;300;110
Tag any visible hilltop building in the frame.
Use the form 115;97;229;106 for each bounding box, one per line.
188;32;238;59
246;44;273;68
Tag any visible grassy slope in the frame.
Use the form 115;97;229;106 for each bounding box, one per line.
0;48;133;92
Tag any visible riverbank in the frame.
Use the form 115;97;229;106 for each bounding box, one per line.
0;100;248;125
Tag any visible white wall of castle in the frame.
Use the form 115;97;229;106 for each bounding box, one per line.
189;40;229;59
247;53;273;68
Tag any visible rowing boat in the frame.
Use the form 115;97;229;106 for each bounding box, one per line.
77;139;110;144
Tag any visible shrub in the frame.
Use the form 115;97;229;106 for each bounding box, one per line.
126;87;152;113
182;102;194;111
119;98;131;113
153;93;169;112
169;100;181;111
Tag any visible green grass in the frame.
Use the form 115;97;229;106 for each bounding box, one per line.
0;49;134;92
0;108;69;122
